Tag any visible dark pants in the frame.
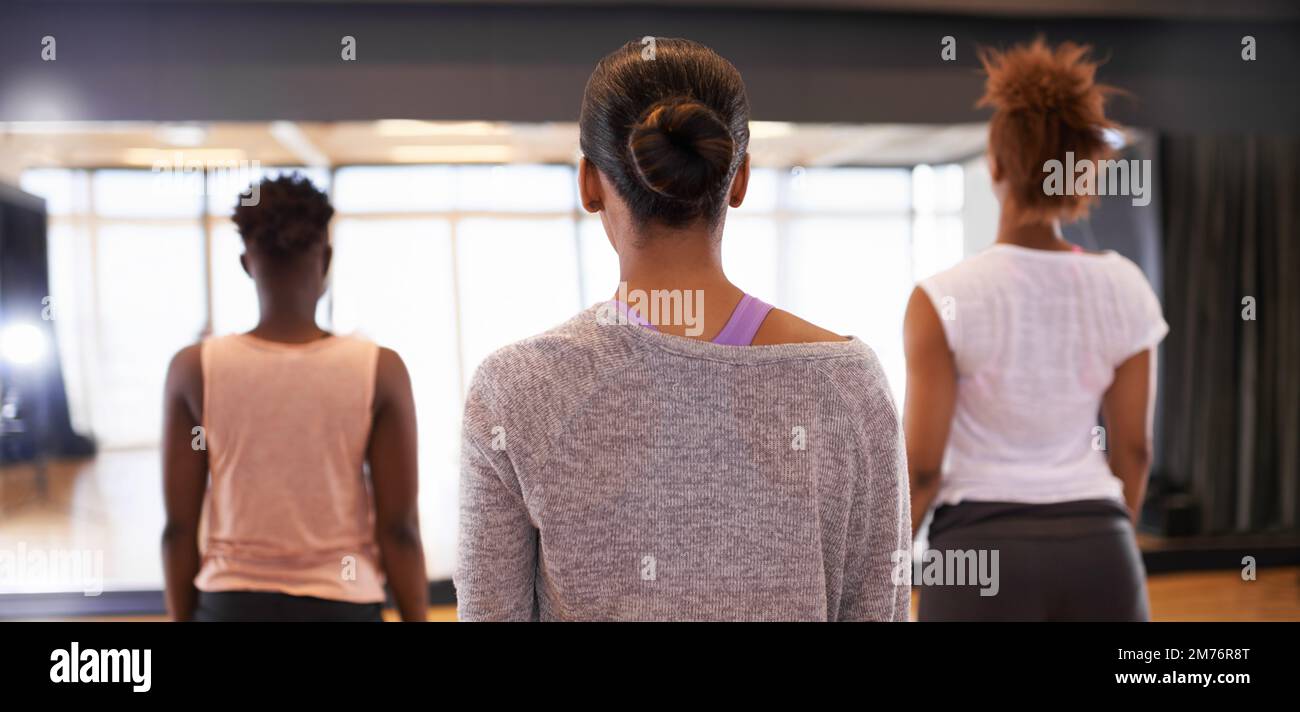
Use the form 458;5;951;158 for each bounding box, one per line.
195;591;385;622
917;499;1150;622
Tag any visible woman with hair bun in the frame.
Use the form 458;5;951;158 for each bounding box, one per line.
162;174;428;622
904;38;1167;621
455;38;910;621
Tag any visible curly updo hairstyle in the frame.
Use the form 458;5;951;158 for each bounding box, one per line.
579;38;751;229
978;37;1119;225
231;173;334;257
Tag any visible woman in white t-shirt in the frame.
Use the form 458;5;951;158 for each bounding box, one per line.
904;38;1167;621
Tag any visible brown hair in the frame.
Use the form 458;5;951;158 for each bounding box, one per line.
579;38;750;228
978;37;1118;225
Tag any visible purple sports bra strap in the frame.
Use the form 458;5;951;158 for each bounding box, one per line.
711;293;775;346
609;299;658;330
606;293;774;345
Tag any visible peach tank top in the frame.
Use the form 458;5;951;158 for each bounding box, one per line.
195;333;385;603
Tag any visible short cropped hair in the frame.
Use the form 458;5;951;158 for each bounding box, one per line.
231;173;334;256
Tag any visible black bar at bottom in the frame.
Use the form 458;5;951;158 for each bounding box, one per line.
0;620;1289;698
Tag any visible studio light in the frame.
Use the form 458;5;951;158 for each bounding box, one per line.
0;322;49;366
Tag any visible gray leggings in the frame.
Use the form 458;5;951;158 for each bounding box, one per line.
917;499;1150;622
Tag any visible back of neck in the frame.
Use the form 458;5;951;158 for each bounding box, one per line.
995;214;1073;252
249;309;328;344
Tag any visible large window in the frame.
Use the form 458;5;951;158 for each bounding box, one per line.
327;165;582;577
21;159;963;587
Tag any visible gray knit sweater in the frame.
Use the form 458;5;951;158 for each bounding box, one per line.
455;305;911;621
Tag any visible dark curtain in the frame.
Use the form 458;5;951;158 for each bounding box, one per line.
1159;135;1300;535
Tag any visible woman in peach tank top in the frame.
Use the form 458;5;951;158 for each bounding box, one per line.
161;175;427;622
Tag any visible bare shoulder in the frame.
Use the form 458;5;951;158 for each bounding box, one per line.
904;285;950;349
375;346;410;380
165;343;203;389
373;346;413;411
164;343;204;422
751;308;849;346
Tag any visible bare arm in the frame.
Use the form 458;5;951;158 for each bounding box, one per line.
369;347;428;622
161;345;208;621
1101;349;1157;523
902;286;957;539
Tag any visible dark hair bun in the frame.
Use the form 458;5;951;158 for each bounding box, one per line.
580;38;749;227
628;100;736;201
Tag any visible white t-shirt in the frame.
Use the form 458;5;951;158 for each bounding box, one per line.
918;243;1169;506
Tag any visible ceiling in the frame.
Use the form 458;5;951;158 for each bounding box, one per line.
0;120;989;183
73;0;1300;21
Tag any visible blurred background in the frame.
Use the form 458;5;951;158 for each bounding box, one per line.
0;0;1296;620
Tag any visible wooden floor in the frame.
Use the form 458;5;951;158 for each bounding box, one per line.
1145;566;1300;621
4;453;1298;621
